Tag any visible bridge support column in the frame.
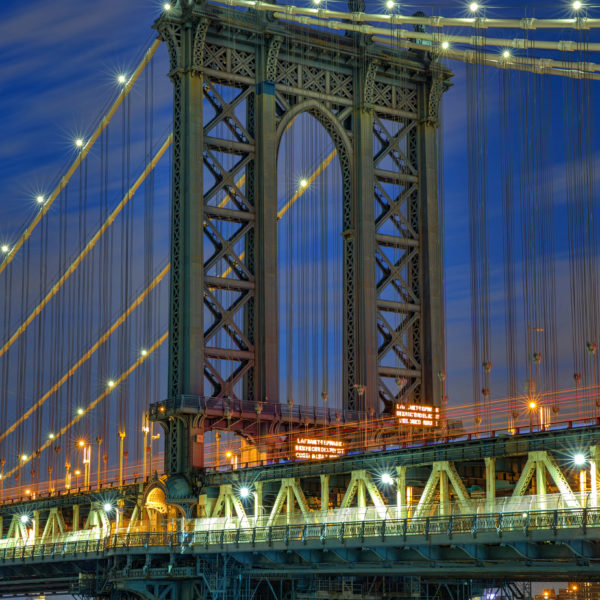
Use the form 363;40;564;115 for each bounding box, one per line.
166;25;205;404
111;580;207;600
484;457;496;511
439;470;450;516
254;481;263;524
320;474;330;517
155;16;207;477
396;465;407;518
252;41;280;406
348;57;378;414
418;72;444;409
32;510;40;541
535;459;547;509
591;445;599;507
513;451;579;508
72;504;79;531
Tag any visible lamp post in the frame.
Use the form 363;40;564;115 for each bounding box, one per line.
528;400;537;431
83;444;91;488
142;413;150;481
0;459;5;500
215;432;221;469
149;425;160;478
353;385;366;450
96;437;103;487
119;431;126;486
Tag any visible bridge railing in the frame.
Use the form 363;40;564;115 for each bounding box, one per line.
1;505;599;561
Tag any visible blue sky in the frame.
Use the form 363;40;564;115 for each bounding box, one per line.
0;0;599;444
0;0;598;596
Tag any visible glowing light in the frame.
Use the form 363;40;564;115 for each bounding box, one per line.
469;2;479;11
36;195;45;204
159;406;166;413
226;451;233;458
75;138;85;148
395;403;440;427
299;178;308;189
381;473;393;485
75;469;81;476
441;41;450;50
522;512;528;518
163;2;172;10
294;437;345;460
573;0;582;9
117;74;127;85
141;349;148;357
1;245;9;254
77;408;84;415
502;50;511;59
48;433;55;440
240;486;250;498
528;401;536;410
20;515;29;524
574;453;586;465
25;489;31;495
313;0;322;4
386;0;395;9
103;503;113;513
78;440;85;448
21;454;28;462
107;380;116;388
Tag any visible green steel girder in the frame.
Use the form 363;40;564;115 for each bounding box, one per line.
203;422;600;485
0;483;141;518
0;423;598;518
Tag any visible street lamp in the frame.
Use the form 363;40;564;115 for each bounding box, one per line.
528;400;537;430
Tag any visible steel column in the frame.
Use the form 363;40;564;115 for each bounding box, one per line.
350;53;378;413
253;40;280;405
167;22;205;401
418;71;444;408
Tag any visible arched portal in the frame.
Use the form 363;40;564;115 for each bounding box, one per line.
277;110;346;413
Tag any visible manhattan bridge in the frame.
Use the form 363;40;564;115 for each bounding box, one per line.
0;0;599;598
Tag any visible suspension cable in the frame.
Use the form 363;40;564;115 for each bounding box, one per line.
5;332;168;481
0;134;172;360
0;39;161;277
0;143;335;447
0;264;169;445
4;143;338;479
205;0;600;32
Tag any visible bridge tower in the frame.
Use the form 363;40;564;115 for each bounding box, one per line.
154;0;448;476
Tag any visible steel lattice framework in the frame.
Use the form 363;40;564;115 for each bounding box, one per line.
158;0;448;474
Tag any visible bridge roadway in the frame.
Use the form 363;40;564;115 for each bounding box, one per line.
0;424;599;596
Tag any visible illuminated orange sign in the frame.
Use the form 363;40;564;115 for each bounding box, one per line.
395;403;440;427
294;438;345;460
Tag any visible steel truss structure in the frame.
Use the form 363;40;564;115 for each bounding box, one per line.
1;426;600;596
157;0;449;476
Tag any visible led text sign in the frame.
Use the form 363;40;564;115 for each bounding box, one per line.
294;438;345;460
395;403;440;427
